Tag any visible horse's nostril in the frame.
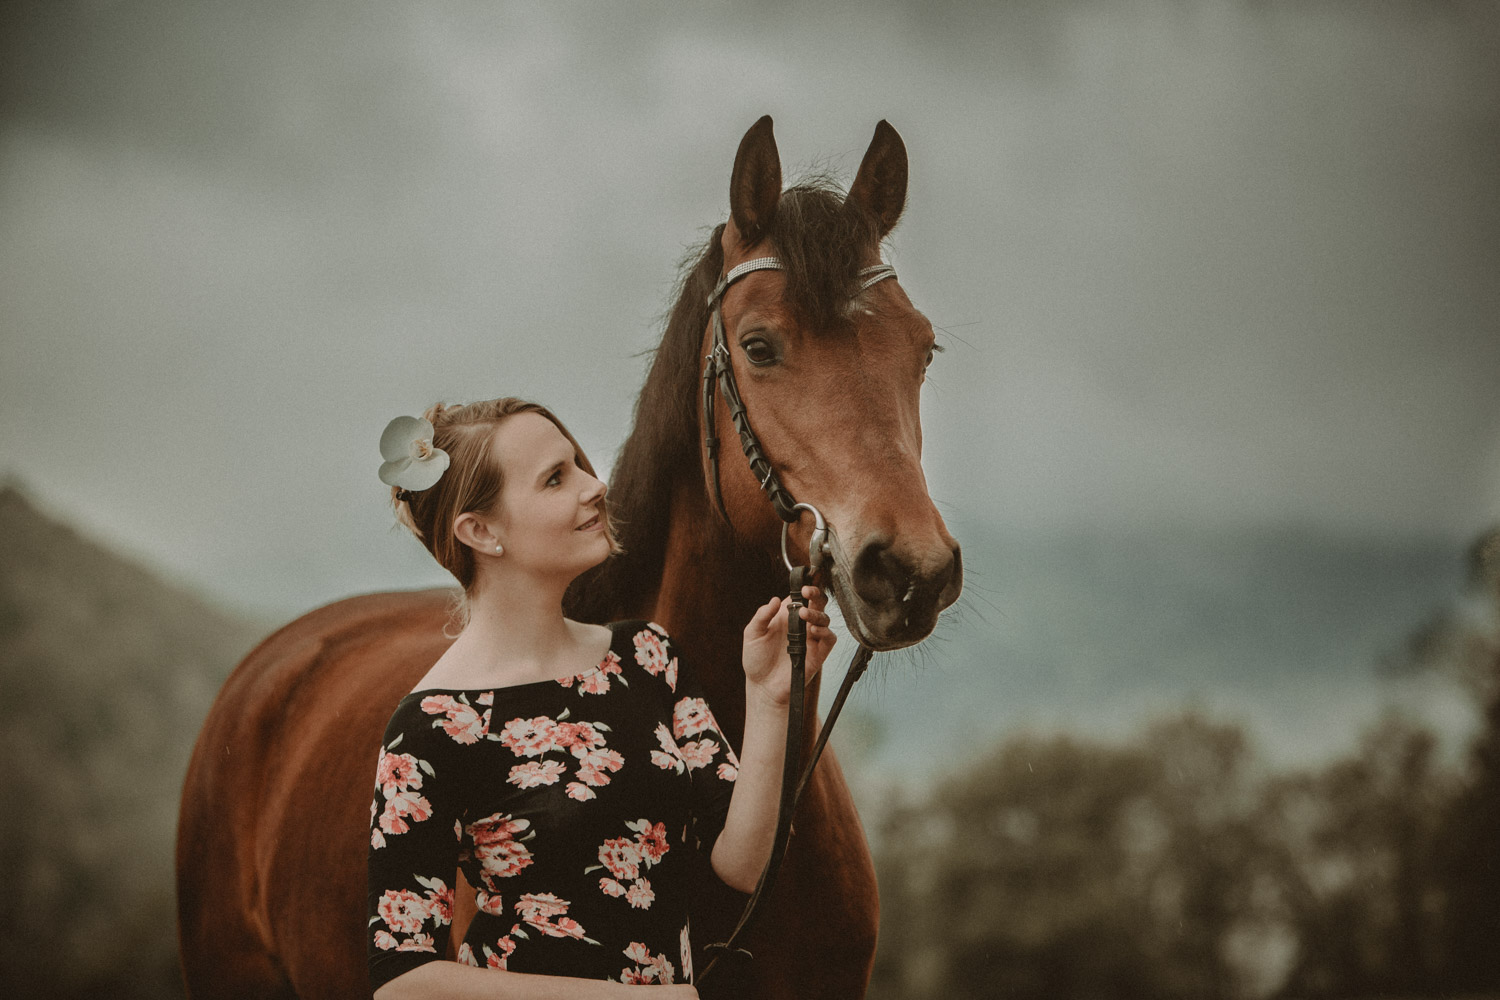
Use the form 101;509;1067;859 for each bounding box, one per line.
852;536;903;606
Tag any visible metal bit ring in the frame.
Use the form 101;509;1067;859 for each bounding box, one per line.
781;502;830;574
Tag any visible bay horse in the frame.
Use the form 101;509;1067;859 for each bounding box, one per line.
176;116;961;1000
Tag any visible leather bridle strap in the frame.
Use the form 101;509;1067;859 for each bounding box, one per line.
701;258;897;527
696;257;895;986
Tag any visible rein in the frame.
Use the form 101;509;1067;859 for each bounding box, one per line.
697;256;895;985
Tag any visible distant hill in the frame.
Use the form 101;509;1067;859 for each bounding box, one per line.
0;483;267;998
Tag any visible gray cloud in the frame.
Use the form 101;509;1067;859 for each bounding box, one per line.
2;0;1498;617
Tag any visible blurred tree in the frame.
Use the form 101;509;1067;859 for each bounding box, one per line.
1433;528;1500;992
1258;713;1451;997
869;713;1276;1000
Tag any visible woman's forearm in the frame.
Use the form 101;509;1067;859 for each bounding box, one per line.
375;960;630;1000
709;683;795;892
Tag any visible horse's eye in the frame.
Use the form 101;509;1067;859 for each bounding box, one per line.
741;337;778;366
925;348;936;368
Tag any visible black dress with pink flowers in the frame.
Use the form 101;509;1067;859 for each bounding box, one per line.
367;621;739;992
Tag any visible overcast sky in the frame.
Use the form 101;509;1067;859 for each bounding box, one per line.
3;0;1498;619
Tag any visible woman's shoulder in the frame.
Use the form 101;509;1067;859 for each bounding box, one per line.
381;688;496;754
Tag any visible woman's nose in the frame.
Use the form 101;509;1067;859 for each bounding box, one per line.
582;475;606;503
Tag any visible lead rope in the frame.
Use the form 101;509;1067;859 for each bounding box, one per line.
699;581;875;987
696;259;895;988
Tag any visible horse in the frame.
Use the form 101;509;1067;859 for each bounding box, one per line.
176;115;962;1000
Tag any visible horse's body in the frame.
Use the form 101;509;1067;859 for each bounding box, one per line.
177;117;961;999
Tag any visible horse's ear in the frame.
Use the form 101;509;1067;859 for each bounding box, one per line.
846;120;907;237
729;115;782;247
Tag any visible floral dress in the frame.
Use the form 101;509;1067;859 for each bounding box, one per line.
367;621;739;992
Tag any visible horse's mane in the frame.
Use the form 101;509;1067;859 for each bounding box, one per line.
566;179;881;623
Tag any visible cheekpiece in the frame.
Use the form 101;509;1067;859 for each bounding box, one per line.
378;415;450;494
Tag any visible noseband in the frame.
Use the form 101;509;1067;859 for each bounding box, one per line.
697;256;895;983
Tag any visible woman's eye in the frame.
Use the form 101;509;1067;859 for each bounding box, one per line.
547;471;562;487
741;338;777;366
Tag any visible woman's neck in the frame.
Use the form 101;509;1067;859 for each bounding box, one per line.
450;569;590;681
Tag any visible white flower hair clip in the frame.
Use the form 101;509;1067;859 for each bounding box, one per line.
378;415;450;499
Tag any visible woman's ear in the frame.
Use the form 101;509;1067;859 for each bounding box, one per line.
453;511;502;556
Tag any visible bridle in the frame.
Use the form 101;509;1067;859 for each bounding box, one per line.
700;256;898;526
697;255;896;983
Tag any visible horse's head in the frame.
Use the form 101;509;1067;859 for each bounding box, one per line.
702;116;962;651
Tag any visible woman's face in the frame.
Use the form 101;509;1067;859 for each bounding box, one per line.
485;412;611;581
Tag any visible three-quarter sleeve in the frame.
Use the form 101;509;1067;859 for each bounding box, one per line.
367;703;461;993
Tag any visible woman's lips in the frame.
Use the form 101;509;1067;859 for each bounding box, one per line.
576;515;601;531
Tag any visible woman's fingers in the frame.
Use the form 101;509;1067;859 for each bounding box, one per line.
745;594;782;636
801;584;828;612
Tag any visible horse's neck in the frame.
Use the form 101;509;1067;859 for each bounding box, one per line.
649;489;784;745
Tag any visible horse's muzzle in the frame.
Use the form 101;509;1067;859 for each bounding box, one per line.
838;534;963;649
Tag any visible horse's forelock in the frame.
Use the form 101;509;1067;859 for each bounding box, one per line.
770;179;882;329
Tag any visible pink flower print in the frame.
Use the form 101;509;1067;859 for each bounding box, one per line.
417;877;454;925
650;723;686;774
475;889;505;916
514;892;567;923
375;751;424;796
373;930;399;951
514;893;595;942
508;759;566;789
620;942;675;984
476;691;493;706
634;627;668;671
486;936;517;969
717;761;739;782
633;627;676;689
599;877;626;897
377;889;430;935
574;747;624;787
673;697;714;739
578;651;624;694
680;924;693;983
598;837;642;881
550;917;590;940
625;878;655;909
466;813;534;881
499;715;559;757
420;694;490;744
679;738;720;771
457;942;478;967
566;782;596;802
576;670;611;695
397;933;435;953
378;789;433;836
370;799;385;850
629;819;670;864
555;720;606;752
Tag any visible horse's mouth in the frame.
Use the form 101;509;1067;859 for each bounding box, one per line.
824;537;961;652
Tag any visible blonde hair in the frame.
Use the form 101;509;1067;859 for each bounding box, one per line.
392;398;620;612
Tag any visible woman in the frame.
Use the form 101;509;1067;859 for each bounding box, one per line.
367;397;834;998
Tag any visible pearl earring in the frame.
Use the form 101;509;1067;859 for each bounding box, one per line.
494;544;503;555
